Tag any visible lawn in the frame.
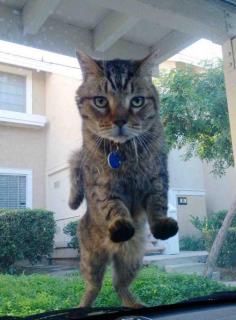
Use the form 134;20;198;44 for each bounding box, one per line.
0;266;233;317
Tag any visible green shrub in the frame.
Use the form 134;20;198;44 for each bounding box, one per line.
191;210;236;267
63;221;79;252
180;236;205;251
0;209;56;272
0;266;232;317
191;210;235;231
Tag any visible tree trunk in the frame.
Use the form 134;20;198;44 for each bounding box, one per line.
204;195;236;278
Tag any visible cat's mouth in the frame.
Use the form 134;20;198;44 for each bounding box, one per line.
111;126;130;143
110;135;131;143
99;125;135;143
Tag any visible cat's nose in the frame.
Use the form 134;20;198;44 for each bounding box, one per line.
114;119;127;128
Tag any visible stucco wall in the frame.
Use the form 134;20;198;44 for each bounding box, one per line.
0;67;46;208
32;71;45;115
45;73;84;244
45;73;82;173
177;195;207;238
0;126;46;208
47;168;86;247
203;163;236;213
223;39;236;163
168;148;205;191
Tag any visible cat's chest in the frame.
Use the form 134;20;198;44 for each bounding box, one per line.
103;164;150;192
85;160;151;188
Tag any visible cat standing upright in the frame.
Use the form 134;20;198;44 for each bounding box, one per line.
69;50;178;308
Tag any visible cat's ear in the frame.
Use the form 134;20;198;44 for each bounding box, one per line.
76;49;103;79
135;49;159;78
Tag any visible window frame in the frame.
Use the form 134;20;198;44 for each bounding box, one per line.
0;63;32;114
0;168;32;209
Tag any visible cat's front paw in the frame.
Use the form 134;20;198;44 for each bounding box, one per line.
69;194;81;210
109;218;135;243
151;217;178;240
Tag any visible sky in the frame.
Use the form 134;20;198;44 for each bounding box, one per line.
0;38;222;71
172;39;222;64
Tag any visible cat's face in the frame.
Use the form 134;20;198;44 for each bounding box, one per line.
76;51;159;143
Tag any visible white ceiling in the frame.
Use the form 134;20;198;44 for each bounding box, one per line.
0;0;235;62
53;0;109;29
124;21;171;47
0;0;26;9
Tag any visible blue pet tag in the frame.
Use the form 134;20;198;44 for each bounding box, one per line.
107;151;122;169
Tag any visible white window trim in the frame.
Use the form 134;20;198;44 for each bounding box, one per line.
0;168;32;209
0;64;47;128
0;109;47;128
0;63;32;114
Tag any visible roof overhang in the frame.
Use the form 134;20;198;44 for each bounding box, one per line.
0;0;235;63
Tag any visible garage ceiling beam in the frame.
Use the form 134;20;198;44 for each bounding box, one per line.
0;3;149;60
94;12;139;52
23;0;61;35
152;31;198;65
96;0;234;43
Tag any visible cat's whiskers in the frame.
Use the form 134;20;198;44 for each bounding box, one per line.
143;131;162;150
132;138;139;164
140;134;156;157
141;133;158;157
137;135;150;156
80;136;103;171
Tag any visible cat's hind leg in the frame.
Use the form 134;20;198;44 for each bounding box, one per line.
79;216;109;307
79;247;109;307
112;229;146;308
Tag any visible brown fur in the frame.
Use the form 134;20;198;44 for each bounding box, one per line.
69;50;178;308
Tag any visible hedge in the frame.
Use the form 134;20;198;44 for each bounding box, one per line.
0;209;56;272
180;235;205;251
63;220;80;252
191;210;236;268
203;227;236;268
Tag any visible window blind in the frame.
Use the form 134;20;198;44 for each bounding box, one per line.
0;174;27;209
0;71;26;113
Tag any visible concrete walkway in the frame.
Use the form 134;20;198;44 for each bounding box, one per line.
222;281;236;287
17;264;79;276
144;251;209;275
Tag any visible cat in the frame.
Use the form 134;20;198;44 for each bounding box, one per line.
69;50;178;308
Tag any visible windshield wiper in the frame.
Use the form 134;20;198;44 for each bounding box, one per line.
2;290;236;320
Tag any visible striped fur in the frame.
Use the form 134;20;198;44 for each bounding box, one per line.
69;51;178;308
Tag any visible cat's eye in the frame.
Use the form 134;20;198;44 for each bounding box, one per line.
130;96;145;108
93;96;108;109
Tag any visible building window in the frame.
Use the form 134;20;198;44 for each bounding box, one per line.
0;169;32;209
0;64;32;114
0;72;26;113
0;64;47;128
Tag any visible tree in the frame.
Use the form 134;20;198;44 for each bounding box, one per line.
156;60;234;176
204;195;236;278
156;60;236;277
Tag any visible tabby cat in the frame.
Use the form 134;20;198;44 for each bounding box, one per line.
69;50;178;308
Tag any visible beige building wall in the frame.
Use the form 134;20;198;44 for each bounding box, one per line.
0;66;46;208
168;148;206;191
159;60;177;72
45;73;82;172
47;168;87;246
203;164;236;213
45;73;85;246
177;195;206;238
32;71;46;115
223;39;236;162
168;148;207;238
0;126;46;208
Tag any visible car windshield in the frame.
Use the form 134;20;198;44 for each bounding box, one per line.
0;1;236;318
